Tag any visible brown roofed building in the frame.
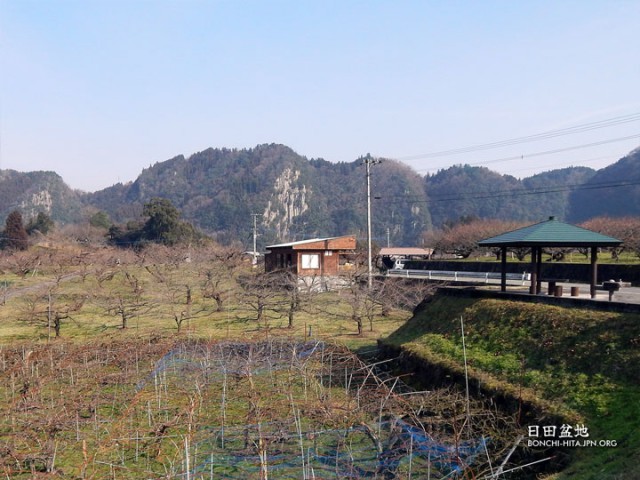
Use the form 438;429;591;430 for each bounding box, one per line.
265;235;358;277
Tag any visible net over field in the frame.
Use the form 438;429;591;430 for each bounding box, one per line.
1;338;515;479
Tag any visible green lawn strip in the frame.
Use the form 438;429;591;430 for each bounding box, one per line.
457;251;640;264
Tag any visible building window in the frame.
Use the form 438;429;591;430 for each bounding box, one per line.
339;253;356;270
301;254;320;269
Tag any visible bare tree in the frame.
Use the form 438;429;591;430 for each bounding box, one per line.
581;216;640;260
41;249;79;285
18;287;85;338
277;271;319;329
170;284;193;333
375;277;436;316
4;250;41;278
509;246;531;261
198;246;243;312
237;271;286;328
340;270;370;336
102;270;153;329
163;279;207;333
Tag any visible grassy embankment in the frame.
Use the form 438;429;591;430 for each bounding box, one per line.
381;293;640;479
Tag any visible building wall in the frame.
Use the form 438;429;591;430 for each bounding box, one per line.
266;248;351;276
265;236;358;276
265;247;296;272
297;249;329;276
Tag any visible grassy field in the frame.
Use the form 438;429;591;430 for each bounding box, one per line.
0;248;406;348
0;246;433;478
381;294;640;479
3;244;637;478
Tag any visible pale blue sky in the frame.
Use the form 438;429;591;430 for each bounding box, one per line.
1;0;639;191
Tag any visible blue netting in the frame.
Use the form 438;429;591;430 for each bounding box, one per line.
137;340;325;391
187;420;487;479
140;341;487;479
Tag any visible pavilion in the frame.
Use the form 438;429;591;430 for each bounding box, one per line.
478;216;622;298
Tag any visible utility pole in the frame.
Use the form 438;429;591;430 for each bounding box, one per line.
362;153;381;288
251;214;260;266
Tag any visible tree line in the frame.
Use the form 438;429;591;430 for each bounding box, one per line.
1;197;205;252
0;210;54;251
5;198;640;262
422;215;640;260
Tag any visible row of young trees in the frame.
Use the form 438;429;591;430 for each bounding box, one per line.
2;238;433;339
236;269;433;336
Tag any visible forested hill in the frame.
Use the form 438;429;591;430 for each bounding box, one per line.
425;165;597;227
85;144;431;247
0;170;85;225
568;148;640;222
2;144;640;247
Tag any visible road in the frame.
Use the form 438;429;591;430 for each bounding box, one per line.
387;270;640;305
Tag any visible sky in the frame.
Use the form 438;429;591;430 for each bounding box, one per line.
1;0;639;192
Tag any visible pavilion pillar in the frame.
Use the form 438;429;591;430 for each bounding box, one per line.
529;247;537;294
590;247;598;299
501;247;507;292
536;247;543;294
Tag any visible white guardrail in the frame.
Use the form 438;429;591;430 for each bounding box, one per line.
387;269;531;285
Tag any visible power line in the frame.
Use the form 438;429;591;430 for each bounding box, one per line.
412;133;640;174
397;112;640;161
483;154;614;176
376;177;640;205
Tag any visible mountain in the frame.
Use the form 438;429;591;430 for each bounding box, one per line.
85;144;431;247
424;164;597;227
0;170;85;226
568;148;640;222
522;166;596;220
3;144;639;247
425;165;523;226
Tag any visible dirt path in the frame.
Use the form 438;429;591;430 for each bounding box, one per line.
1;272;81;303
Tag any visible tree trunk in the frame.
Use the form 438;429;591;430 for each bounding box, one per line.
353;315;363;336
214;294;224;312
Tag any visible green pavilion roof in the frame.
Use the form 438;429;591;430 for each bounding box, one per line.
478;216;622;248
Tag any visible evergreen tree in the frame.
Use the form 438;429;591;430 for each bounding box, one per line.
26;211;54;235
142;197;181;245
89;211;111;229
2;210;29;250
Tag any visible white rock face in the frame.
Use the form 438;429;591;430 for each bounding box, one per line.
20;190;53;218
263;168;310;239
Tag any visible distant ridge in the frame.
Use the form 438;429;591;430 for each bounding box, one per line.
2;144;639;248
